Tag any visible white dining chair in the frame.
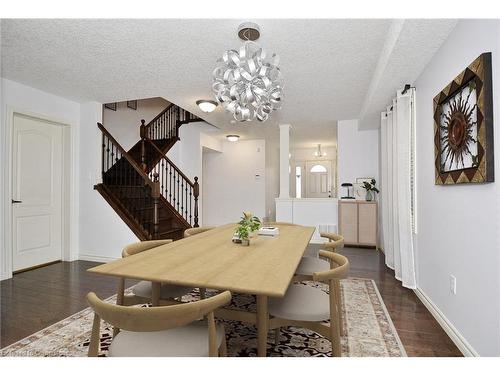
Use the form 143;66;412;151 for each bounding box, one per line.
87;290;232;357
270;251;349;357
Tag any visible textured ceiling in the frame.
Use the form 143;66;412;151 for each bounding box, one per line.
1;19;457;145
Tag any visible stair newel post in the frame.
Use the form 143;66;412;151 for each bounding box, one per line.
140;119;147;172
152;173;160;239
193;176;200;228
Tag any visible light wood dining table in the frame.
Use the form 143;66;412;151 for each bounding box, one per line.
87;223;315;357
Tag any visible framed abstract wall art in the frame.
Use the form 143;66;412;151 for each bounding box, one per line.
434;52;494;184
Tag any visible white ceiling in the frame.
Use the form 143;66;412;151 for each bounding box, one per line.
1;19;457;145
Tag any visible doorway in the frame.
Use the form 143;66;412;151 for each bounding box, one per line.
11;113;64;272
305;160;333;198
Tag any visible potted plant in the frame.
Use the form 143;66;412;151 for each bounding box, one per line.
235;212;261;245
235;224;251;246
361;179;379;201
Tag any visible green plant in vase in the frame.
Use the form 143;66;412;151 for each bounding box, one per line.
236;212;261;245
235;224;251;246
239;212;261;232
362;179;380;201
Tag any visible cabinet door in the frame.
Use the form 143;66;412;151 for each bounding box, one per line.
358;203;377;246
339;202;358;244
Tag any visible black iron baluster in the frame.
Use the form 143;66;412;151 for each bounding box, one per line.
172;169;176;208
189;186;192;225
180;180;184;219
185;183;188;220
101;133;105;181
161;114;164;139
177;172;180;212
110;143;115;184
106;137;110;177
169;165;173;203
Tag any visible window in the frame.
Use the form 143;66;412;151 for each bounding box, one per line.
310;164;327;173
295;166;302;198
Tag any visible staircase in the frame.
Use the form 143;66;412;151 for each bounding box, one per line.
95;103;203;241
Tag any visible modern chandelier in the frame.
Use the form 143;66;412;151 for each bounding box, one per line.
212;22;283;122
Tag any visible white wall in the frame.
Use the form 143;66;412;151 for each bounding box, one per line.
413;19;500;356
337;119;380;188
1;78;81;279
78;102;139;262
203;139;266;225
102;97;169;150
167;123;222;225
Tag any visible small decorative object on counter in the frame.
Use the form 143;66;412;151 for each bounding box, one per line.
258;226;280;237
361;179;380;201
233;212;261;246
341;183;355;199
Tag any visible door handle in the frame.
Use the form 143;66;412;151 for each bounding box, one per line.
11;199;22;204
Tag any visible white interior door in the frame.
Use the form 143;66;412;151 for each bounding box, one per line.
12;114;63;271
306;160;332;198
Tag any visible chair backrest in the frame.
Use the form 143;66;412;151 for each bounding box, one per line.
320;233;344;250
87;290;231;332
122;239;173;258
312;251;349;282
183;226;216;238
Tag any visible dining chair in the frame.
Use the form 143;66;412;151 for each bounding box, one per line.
183;226;216;238
183;226;216;299
266;222;332;282
117;240;193;307
295;233;344;281
320;232;345;252
86;290;232;357
269;251;349;357
294;237;347;336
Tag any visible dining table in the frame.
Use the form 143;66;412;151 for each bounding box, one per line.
87;223;315;357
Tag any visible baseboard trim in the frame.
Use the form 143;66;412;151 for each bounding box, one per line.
78;254;119;263
414;288;479;357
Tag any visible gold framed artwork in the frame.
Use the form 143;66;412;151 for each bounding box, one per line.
434;52;494;184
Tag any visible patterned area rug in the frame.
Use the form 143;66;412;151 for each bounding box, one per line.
1;278;406;357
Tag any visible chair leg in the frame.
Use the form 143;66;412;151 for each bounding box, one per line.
114;278;125;337
336;281;345;336
330;280;342;357
274;328;280;345
219;326;228;357
88;313;101;357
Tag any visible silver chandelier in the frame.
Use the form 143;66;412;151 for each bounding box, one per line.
212;23;283;122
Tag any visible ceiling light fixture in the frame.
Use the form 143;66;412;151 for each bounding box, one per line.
196;100;218;113
226;135;240;142
314;144;326;157
212;22;283;122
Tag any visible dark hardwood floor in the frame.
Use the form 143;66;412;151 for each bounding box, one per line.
337;247;462;356
1;246;462;356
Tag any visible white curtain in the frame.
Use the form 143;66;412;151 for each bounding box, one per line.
380;88;417;289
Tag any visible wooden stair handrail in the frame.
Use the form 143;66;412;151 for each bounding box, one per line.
144;137;196;188
143;102;202;139
97;122;156;191
144;102;175;131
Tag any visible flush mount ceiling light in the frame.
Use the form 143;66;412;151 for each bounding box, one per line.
314;144;326;157
196;100;218;113
226;135;240;142
212;22;283;122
